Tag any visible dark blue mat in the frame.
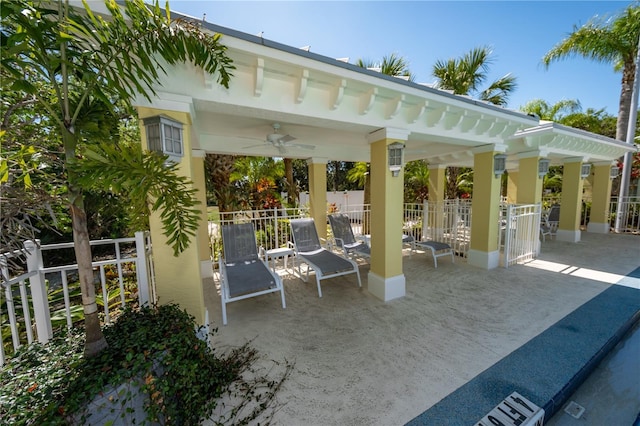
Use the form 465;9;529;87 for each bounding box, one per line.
406;268;640;426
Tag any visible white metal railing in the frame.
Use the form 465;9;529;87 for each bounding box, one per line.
210;207;311;262
405;200;473;257
541;195;640;234
0;231;154;366
502;204;543;268
338;204;371;238
612;196;640;234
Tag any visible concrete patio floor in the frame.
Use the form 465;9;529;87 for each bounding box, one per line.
203;232;640;425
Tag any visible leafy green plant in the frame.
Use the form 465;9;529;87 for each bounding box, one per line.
1;304;293;425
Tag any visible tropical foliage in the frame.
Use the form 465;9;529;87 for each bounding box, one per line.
542;2;640;141
1;0;234;356
355;52;414;81
432;46;517;106
0;304;293;425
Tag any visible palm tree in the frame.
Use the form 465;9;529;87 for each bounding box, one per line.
542;3;640;141
432;46;518;198
352;53;414;206
231;157;284;209
205;153;237;212
432;46;517;106
404;160;430;203
520;99;582;121
1;0;234;356
356;52;414;81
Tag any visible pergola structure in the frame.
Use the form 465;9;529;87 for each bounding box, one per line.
132;15;635;325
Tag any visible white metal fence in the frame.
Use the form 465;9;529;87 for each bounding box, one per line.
0;232;154;366
611;196;640;233
404;200;473;257
502;204;543;268
210;207;311;261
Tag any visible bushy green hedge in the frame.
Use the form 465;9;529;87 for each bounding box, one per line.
0;304;292;425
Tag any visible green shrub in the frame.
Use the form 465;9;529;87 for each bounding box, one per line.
1;304;293;425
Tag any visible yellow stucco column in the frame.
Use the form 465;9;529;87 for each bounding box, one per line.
427;164;446;239
137;107;208;325
307;158;328;240
557;159;586;242
468;146;505;269
586;162;614;234
428;164;446;203
193;150;214;279
506;169;518;204
367;128;410;301
516;154;544;205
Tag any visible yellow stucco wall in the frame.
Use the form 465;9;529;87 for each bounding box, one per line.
506;170;518;204
137;107;207;324
308;160;327;239
428;165;446;203
559;161;584;232
470;150;501;253
369;139;404;278
516;156;543;205
589;163;613;225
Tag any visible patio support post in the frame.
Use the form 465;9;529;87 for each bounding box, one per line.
586;162;614;233
516;153;544;204
557;158;585;242
193;150;214;280
137;106;208;325
428;164;447;239
307;158;328;240
468;145;506;269
367;128;410;301
506;169;518;204
427;164;446;203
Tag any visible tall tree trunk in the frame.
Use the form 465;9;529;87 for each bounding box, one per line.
63;129;107;357
70;192;107;356
205;153;235;212
617;60;636;141
284;158;296;205
446;167;460;199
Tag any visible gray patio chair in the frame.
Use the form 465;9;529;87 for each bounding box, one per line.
411;240;454;268
328;213;371;259
289;218;361;297
540;204;560;242
219;223;286;325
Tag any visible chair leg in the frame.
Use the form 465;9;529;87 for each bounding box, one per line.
316;276;323;298
221;298;228;326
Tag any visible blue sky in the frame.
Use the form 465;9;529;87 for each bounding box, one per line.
167;1;631;116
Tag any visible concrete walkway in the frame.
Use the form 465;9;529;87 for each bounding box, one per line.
203;232;640;425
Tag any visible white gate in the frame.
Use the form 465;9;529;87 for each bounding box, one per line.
502;204;542;268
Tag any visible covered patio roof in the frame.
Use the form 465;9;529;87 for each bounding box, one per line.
136;15;635;166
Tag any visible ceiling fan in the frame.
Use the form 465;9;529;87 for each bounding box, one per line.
245;123;315;155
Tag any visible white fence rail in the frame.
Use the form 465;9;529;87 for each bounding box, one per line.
0;231;154;366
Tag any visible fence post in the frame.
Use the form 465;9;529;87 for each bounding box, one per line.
24;240;52;343
135;232;150;307
422;201;428;241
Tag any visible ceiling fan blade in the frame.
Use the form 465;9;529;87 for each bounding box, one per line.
289;143;315;150
278;134;296;143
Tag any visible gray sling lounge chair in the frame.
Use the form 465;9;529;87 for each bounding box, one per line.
412;240;454;268
328;213;371;259
289;218;361;297
219;223;286;325
540;204;560;242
